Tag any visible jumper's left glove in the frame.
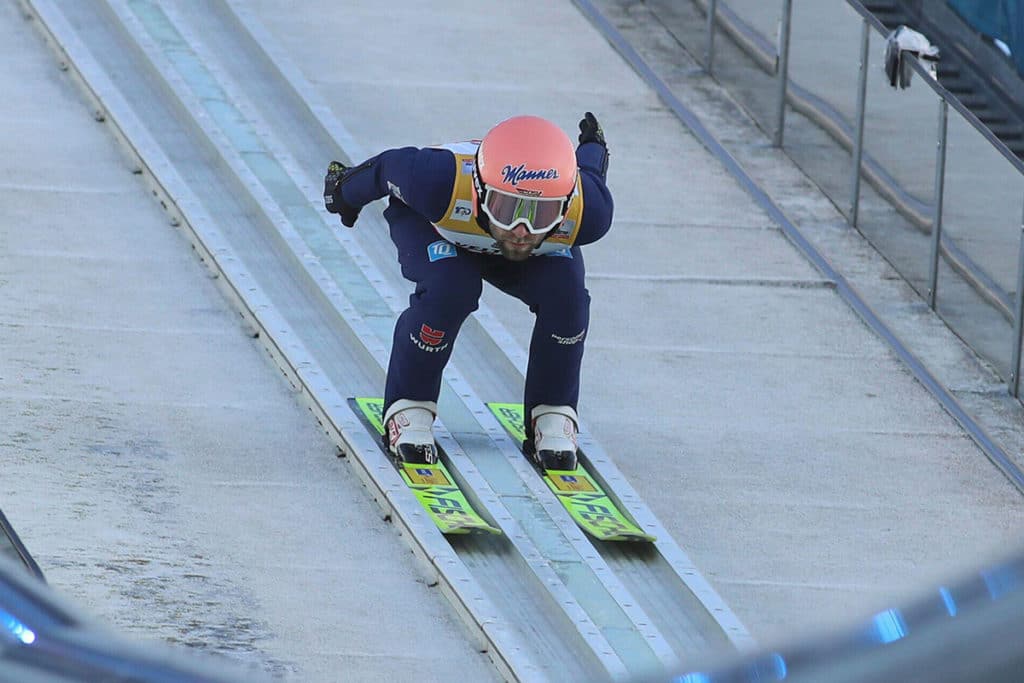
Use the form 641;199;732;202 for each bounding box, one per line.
578;112;606;148
323;161;362;228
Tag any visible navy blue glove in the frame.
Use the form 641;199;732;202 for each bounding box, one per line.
323;161;362;228
578;112;606;147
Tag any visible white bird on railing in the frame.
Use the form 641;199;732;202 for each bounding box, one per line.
884;25;940;89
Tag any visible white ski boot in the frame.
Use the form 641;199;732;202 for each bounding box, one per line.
530;405;579;470
383;399;438;464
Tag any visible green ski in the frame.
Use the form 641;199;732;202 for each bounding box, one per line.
487;403;656;543
350;397;501;536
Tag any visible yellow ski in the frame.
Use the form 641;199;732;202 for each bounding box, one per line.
351;398;500;536
488;403;655;542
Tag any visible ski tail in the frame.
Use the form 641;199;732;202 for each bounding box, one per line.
350;397;501;536
486;402;655;543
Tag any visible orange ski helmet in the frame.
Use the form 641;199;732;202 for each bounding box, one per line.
473;115;577;234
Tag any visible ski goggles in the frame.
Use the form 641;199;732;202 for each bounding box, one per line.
479;186;570;235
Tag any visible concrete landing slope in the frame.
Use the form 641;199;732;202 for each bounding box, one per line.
241;0;1024;647
0;2;498;681
3;0;1024;680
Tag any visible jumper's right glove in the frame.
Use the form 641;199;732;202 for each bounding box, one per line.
323;161;362;228
578;112;606;148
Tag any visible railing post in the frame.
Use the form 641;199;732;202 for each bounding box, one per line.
928;98;949;310
1012;196;1024;397
705;0;718;74
850;19;870;228
773;0;793;147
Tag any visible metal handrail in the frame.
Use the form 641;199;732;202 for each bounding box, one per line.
842;1;1024;392
845;1;1024;176
694;0;1017;321
700;0;1024;395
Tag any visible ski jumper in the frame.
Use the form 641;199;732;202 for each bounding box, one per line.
337;139;613;427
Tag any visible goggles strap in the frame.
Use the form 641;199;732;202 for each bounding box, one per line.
471;153;495;236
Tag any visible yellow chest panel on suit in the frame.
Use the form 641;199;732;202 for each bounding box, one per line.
430;142;584;257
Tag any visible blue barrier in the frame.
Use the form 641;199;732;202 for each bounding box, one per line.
947;0;1024;77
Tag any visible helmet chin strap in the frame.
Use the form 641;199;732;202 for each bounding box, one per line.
477;211;493;236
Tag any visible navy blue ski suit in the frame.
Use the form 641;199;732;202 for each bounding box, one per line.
333;138;613;427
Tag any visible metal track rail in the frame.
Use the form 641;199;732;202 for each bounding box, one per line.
18;0;752;679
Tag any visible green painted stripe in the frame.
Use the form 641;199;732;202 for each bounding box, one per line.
126;0;395;329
